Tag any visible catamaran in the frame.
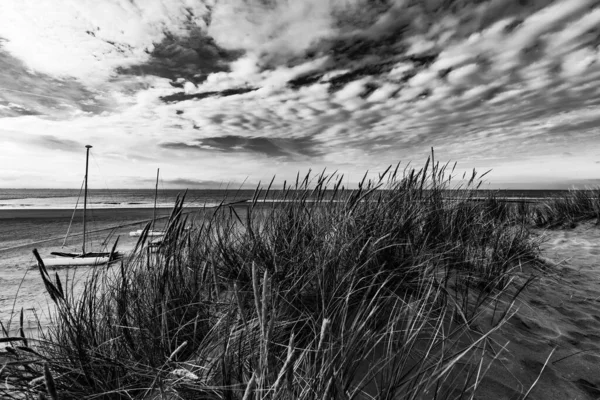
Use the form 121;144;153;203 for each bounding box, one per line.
37;145;121;267
129;168;166;240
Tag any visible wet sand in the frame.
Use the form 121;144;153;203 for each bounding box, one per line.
0;207;177;220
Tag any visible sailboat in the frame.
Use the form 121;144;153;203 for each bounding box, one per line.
38;145;121;267
129;168;166;239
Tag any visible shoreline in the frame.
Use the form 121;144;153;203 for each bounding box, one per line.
0;207;204;254
0;204;253;255
0;207;205;220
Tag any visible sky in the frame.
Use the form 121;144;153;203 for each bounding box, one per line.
0;0;599;189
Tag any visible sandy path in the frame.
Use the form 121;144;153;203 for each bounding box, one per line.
476;221;600;399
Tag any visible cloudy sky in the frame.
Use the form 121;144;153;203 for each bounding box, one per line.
1;0;599;189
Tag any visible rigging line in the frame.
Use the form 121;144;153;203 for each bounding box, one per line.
183;180;229;208
62;177;86;248
0;87;115;109
152;169;162;228
159;172;165;207
86;152;105;251
0;200;249;254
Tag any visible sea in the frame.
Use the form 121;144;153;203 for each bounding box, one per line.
0;188;574;210
0;188;258;210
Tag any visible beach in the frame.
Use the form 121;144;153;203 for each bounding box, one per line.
2;194;600;398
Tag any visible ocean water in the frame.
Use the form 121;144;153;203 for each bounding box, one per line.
0;188;575;210
0;189;257;210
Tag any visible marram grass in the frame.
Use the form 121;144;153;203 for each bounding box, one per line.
0;156;568;399
531;188;600;228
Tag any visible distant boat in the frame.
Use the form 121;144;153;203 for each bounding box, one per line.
37;145;120;267
129;168;166;239
129;229;165;237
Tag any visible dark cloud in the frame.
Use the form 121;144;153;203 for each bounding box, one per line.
275;0;554;99
286;31;437;93
0;101;41;117
131;176;251;189
117;25;243;84
288;60;399;93
34;135;82;151
161;135;320;158
160;87;258;103
270;0;600;103
39;135;76;147
547;117;600;136
281;0;537;94
161;142;198;151
163;178;231;188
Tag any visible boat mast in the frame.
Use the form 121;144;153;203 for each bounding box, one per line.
152;168;159;231
82;145;92;254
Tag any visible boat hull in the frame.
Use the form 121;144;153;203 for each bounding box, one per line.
129;230;165;237
40;256;112;267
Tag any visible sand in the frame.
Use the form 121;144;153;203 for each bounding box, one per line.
0;207;213;332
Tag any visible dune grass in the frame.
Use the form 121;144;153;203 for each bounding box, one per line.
531;188;600;228
1;157;545;399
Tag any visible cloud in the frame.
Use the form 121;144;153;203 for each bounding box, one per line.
34;136;82;152
0;130;82;151
160;87;258;103
2;0;600;188
0;49;111;117
206;0;372;65
0;101;40;118
140;177;249;189
0;0;215;82
162;135;320;159
116;27;243;83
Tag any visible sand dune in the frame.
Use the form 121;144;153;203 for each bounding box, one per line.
3;210;600;397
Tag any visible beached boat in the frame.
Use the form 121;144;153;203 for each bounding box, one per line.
38;145;121;267
129;229;165;238
129;168;166;240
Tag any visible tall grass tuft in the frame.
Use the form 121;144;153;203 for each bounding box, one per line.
1;157;543;399
532;188;600;228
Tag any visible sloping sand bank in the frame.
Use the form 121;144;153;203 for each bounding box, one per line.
476;221;600;399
